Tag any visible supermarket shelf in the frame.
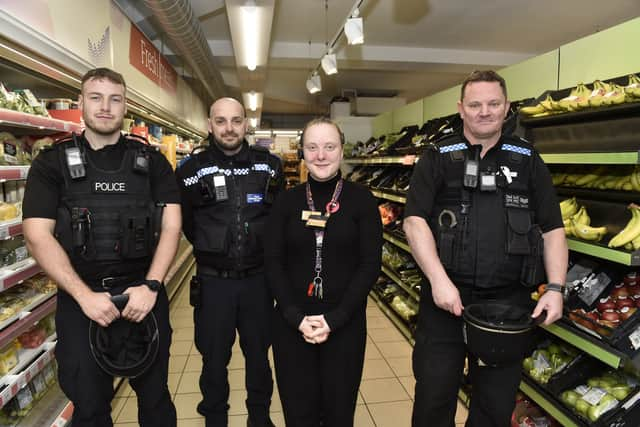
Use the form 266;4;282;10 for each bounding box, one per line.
540;152;640;164
541;321;625;369
383;232;411;253
369;292;415;345
0;217;23;239
381;265;420;302
344;155;418;165
0;258;43;292
0;342;56;408
0;296;56;349
16;383;72;427
566;238;639;266
370;189;407;204
0;290;57;333
0;334;56;387
0;108;82;135
519;378;581;427
0;166;30;181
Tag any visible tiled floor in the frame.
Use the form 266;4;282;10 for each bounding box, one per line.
111;283;469;426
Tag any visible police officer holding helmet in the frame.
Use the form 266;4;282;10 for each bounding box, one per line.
22;68;181;426
404;70;568;427
176;97;283;427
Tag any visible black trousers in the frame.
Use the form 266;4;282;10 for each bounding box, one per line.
193;272;273;427
55;288;176;427
411;286;531;427
272;306;366;427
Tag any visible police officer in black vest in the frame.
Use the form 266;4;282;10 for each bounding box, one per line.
404;70;568;427
176;98;283;427
22;68;181;427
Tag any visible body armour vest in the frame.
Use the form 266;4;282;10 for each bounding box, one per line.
428;134;542;289
182;143;280;269
53;138;161;280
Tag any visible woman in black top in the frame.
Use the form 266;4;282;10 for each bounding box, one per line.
265;118;382;427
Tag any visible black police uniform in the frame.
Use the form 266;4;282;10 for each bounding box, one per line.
404;133;563;427
176;137;283;427
22;133;179;427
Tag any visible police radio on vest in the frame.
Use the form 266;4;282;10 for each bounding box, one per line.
95;182;127;192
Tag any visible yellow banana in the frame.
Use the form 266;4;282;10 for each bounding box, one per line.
574;166;608;187
560;197;578;219
632;233;640;250
625;242;634;251
623;182;634;191
519;104;546;116
630;166;640;192
539;94;561;111
572;206;590;226
588;80;610;108
608;206;640;247
572;221;607;242
551;174;567;186
563;218;574;237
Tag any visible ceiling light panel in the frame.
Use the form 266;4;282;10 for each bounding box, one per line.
225;0;275;71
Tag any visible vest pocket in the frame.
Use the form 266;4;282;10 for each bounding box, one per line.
120;214;152;259
505;209;532;255
194;222;229;254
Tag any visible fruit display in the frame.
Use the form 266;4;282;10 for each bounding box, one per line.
382;242;415;271
551;164;640;192
608;204;640;249
378;202;403;226
560;198;608;241
511;394;561;427
390;294;418;322
519;74;640;118
560;369;638;422
0;340;19;375
522;342;579;385
0;84;49;117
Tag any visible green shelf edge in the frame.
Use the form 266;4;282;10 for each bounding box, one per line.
519;381;579;427
540;152;639;164
381;264;420;302
383;232;412;253
370;189;407;204
369;291;415;345
542;323;622;369
567;238;633;266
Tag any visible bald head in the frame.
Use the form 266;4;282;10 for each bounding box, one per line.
208;97;247;155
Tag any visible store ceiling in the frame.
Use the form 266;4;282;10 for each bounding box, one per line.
115;0;640;128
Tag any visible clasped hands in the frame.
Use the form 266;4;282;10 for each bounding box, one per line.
298;315;331;344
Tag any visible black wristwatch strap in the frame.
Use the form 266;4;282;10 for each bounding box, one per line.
143;279;163;292
545;283;564;293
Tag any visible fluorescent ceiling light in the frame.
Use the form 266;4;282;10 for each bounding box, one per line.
242;2;259;71
248;92;258;111
321;52;338;75
254;130;272;136
306;72;322;94
274;130;301;136
249;117;258;128
345;9;364;45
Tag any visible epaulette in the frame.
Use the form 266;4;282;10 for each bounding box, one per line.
501;134;532;158
124;133;150;146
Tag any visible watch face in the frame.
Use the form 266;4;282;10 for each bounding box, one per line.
146;280;162;291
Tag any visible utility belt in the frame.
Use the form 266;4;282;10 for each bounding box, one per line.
196;265;263;280
84;272;146;292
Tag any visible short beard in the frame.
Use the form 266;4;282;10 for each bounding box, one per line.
84;116;124;137
214;136;243;153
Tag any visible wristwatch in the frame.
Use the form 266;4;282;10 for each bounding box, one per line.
143;279;163;292
545;283;564;293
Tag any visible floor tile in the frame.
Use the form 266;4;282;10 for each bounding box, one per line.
455;400;469;423
367;400;413;427
173;327;195;341
171;340;193;356
177;418;205;427
386;356;413;377
114;423;138;427
367;315;395;329
359;378;410;404
115;380;132;398
168;372;181;395
229;369;245;390
354;404;375;427
229;389;248;415
177;371;202;394
185;354;203;372
116;396;138;423
376;341;412;359
367;326;406;343
361;358;395;380
397;376;416;400
174;393;203;419
111;396;126;421
364;341;383;360
169;355;189;373
172;316;195;328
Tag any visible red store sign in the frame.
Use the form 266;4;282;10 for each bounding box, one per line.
129;25;177;94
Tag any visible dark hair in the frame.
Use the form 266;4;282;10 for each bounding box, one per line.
81;68;127;92
460;70;507;101
300;117;345;147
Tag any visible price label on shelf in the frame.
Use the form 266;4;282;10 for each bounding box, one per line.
402;155;416;165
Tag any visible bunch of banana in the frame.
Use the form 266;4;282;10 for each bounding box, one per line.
608;205;640;248
588;80;612;108
573;165;609;187
624;74;640;99
564;205;590;236
572;222;608;242
629;165;640;192
602;83;627;105
560;197;578;220
519;94;562;117
558;83;591;111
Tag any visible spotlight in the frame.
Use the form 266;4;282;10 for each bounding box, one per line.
345;8;364;45
248;91;258;111
321;52;338;75
306;72;322;94
249;118;258;128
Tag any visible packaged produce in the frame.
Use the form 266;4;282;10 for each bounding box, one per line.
0;236;28;268
0;340;19;375
522;342;579;384
42;361;56;386
17;324;46;349
28;373;47;400
6;385;34;418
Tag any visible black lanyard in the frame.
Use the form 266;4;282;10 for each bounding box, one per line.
305;179;343;299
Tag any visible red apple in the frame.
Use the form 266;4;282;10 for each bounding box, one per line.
597;297;617;312
619;306;637;321
617;296;635;309
585;311;600;321
611;284;630;299
623;273;639;286
601;311;621;322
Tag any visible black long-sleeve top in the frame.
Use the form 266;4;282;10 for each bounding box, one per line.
265;173;383;331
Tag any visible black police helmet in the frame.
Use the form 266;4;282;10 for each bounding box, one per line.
89;297;159;378
462;302;545;367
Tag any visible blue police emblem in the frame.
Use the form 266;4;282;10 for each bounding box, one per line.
247;193;264;204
